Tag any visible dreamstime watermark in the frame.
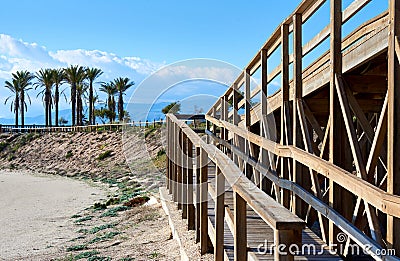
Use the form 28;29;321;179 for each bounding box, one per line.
256;232;396;258
121;58;277;204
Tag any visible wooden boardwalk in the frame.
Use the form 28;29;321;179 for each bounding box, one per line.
164;0;400;260
204;168;341;261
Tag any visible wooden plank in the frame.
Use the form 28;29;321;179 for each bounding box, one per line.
329;0;342;248
196;146;201;243
187;138;195;230
387;0;400;254
215;166;225;261
234;192;247;261
200;148;210;254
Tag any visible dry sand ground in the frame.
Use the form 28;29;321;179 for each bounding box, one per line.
0;170;107;260
0;128;210;260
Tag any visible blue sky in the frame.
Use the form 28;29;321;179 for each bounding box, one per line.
0;0;388;122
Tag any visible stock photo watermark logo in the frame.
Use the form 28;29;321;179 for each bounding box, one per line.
121;58;277;203
256;232;396;258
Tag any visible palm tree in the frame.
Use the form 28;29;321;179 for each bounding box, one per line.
52;69;65;127
86;68;103;125
76;82;88;126
15;71;34;127
113;77;134;122
64;65;86;126
35;69;54;127
4;79;20;127
99;82;117;122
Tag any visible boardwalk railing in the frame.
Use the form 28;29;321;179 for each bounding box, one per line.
0;120;167;133
204;0;400;259
166;114;306;261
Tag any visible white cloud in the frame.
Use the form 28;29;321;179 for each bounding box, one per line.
0;34;165;119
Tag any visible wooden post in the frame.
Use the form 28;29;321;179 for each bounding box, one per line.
234;192;247;261
187;138;195;230
182;133;188;218
196;146;201;242
328;0;348;250
200;148;210;254
215;166;225;261
274;229;302;261
387;0;400;254
292;13;308;219
166;118;170;190
260;49;272;194
280;23;291;209
232;84;240;166
244;69;252;180
172;123;178;201
177;127;182;210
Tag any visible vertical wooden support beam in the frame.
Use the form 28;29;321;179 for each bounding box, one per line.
187;138;195;230
196;146;201;243
172;122;178;201
166;118;170;190
387;0;400;254
232;84;240;166
260;49;271;193
328;0;344;249
280;23;291;209
292;13;306;218
215;166;225;261
177;127;182;210
182;133;188;218
244;69;252;180
274;229;302;261
234;192;247;261
200;148;210;254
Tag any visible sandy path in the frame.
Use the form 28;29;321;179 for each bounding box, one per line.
0;170;107;260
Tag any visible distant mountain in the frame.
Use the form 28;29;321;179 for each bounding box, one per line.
0;103;169;125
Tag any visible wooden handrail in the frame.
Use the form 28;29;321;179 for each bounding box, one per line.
166;113;305;260
206;115;400;217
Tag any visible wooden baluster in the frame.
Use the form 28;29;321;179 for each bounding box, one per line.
195;146;201;243
187;137;195;230
182;133;188;218
200;147;210;254
234;192;247;261
215;166;225;261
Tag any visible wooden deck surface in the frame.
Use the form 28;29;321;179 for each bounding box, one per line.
202;165;342;261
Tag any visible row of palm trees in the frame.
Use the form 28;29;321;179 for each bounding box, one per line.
4;65;134;127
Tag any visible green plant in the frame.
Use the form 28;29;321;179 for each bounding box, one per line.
74;250;100;260
66;150;73;159
89;231;120;244
98;150;113;160
74;216;93;223
100;206;129;218
157;148;165;157
87;256;111;261
0;141;9;151
71;214;82;219
149;252;159;259
66;244;87;252
89;223;116;234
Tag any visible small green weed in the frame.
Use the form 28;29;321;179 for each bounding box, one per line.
98;150;113;160
66;244;87;252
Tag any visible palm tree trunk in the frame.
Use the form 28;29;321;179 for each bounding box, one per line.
48;99;52;127
89;83;93;125
71;84;76;126
55;85;59;127
20;91;25;128
15;96;19;128
45;94;49;127
118;92;123;122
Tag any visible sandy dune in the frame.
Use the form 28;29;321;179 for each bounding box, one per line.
0;170;106;260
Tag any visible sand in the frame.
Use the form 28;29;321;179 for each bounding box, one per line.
0;170;107;260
